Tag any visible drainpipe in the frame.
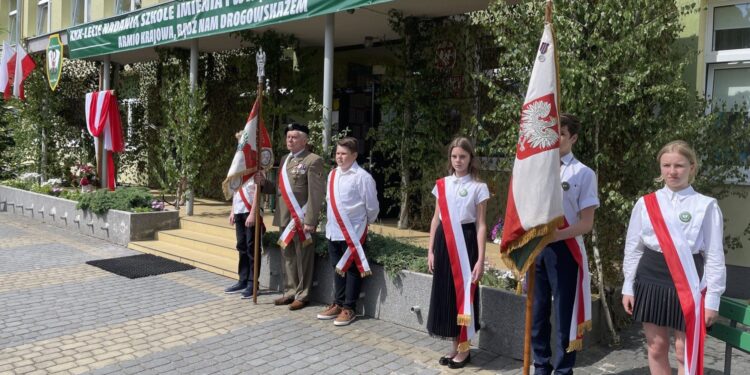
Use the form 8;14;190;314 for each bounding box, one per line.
322;13;334;156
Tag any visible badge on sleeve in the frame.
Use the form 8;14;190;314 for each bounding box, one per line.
679;212;692;223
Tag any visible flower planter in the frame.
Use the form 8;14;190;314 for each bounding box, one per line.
258;243;604;359
0;185;179;246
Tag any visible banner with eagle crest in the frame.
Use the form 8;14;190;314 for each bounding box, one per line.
500;23;564;277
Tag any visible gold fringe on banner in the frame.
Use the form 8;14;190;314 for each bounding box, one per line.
360;270;372;278
566;339;583;353
501;216;564;293
336;268;346;277
277;239;287;248
457;341;471;353
578;320;593;336
457;314;472;327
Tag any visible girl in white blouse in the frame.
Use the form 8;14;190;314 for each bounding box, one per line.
426;137;489;369
622;140;725;375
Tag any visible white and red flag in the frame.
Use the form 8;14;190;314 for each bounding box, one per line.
12;43;35;100
0;41;13;98
85;90;125;190
4;44;16;100
222;96;273;200
500;23;564;275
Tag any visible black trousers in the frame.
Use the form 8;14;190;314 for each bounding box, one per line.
328;240;363;310
234;212;262;286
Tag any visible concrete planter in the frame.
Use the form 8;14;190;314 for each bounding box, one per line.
258;244;604;359
0;185;179;246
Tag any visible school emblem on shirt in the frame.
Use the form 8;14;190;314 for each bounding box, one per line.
459;188;468;197
561;181;570;191
679;212;692;223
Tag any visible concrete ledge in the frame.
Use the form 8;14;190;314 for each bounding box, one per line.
258;242;604;359
0;185;180;246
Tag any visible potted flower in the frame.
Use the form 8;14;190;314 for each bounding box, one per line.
70;163;96;192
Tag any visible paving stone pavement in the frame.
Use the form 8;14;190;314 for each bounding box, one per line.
1;212;748;374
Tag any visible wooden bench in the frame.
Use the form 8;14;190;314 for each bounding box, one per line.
708;296;750;374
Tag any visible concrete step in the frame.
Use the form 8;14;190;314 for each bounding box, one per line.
128;240;238;280
180;217;235;238
156;229;238;259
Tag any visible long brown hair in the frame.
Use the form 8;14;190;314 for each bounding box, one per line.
447;137;481;181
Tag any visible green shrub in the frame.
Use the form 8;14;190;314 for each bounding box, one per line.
60;190;82;201
76;187;153;214
262;231;428;276
1;179;34;190
30;184;52;195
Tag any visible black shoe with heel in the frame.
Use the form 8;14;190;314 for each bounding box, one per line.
438;355;456;366
448;353;471;369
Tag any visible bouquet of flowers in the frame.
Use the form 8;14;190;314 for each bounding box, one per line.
151;200;166;211
70;162;96;191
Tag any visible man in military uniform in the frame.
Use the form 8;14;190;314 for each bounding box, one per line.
274;123;325;310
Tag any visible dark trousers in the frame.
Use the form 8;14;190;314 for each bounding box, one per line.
234;212;262;287
531;240;578;375
328;240;363;310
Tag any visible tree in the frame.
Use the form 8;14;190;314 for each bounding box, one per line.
474;0;750;341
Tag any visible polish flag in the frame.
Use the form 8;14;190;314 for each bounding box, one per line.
0;41;12;98
4;46;16;100
13;43;36;100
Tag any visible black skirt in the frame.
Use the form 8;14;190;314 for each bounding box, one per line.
632;249;704;332
427;221;481;339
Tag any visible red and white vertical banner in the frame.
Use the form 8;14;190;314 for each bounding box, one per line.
13;43;35;100
0;41;13;98
85;90;125;191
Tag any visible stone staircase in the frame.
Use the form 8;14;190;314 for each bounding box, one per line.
128;216;240;279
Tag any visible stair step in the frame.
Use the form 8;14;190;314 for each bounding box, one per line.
128;240;238;279
180;218;235;238
157;229;238;258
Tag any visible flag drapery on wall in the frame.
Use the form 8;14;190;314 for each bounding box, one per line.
0;41;13;98
222;95;273;200
85;90;125;191
13;43;35;100
500;23;564;277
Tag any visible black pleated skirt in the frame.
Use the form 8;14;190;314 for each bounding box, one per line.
632;249;704;332
427;221;481;339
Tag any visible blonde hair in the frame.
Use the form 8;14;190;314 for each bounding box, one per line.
656;140;699;184
447;137;481;181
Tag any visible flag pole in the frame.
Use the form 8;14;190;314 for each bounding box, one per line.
522;3;555;375
252;49;266;304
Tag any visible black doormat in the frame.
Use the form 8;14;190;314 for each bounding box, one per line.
86;254;195;279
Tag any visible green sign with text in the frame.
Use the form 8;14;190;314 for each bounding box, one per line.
68;0;392;59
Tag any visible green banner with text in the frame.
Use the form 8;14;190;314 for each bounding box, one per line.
69;0;391;59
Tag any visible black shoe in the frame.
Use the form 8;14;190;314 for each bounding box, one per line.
448;353;470;369
241;286;254;299
224;282;247;294
438;355;456;366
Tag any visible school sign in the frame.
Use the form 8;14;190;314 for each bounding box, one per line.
68;0;391;59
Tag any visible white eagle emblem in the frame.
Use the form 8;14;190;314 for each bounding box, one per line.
518;100;558;151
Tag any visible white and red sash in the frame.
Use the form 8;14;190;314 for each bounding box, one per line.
436;177;477;352
278;154;312;248
560;219;592;352
328;169;371;277
237;180;264;230
85;90;124;191
644;192;706;375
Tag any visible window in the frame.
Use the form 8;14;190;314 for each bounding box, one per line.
72;0;89;25
706;1;750;63
36;0;50;35
116;0;142;15
707;63;750;109
8;1;17;42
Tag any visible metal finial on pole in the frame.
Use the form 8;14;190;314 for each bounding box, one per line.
252;48;266;304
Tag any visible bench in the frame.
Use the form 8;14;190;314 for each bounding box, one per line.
708;296;750;374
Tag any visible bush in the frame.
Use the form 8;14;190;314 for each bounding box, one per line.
60;190;82;201
29;184;52;195
76;187;154;214
1;179;34;190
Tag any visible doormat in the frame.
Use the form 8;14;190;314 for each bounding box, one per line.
86;254;195;279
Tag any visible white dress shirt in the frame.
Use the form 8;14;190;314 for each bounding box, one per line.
431;174;490;224
622;186;726;311
561;153;599;224
232;180;256;215
325;162;380;241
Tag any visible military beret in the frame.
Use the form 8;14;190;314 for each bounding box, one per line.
285;122;310;135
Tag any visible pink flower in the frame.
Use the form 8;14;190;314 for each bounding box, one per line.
80;177;89;186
